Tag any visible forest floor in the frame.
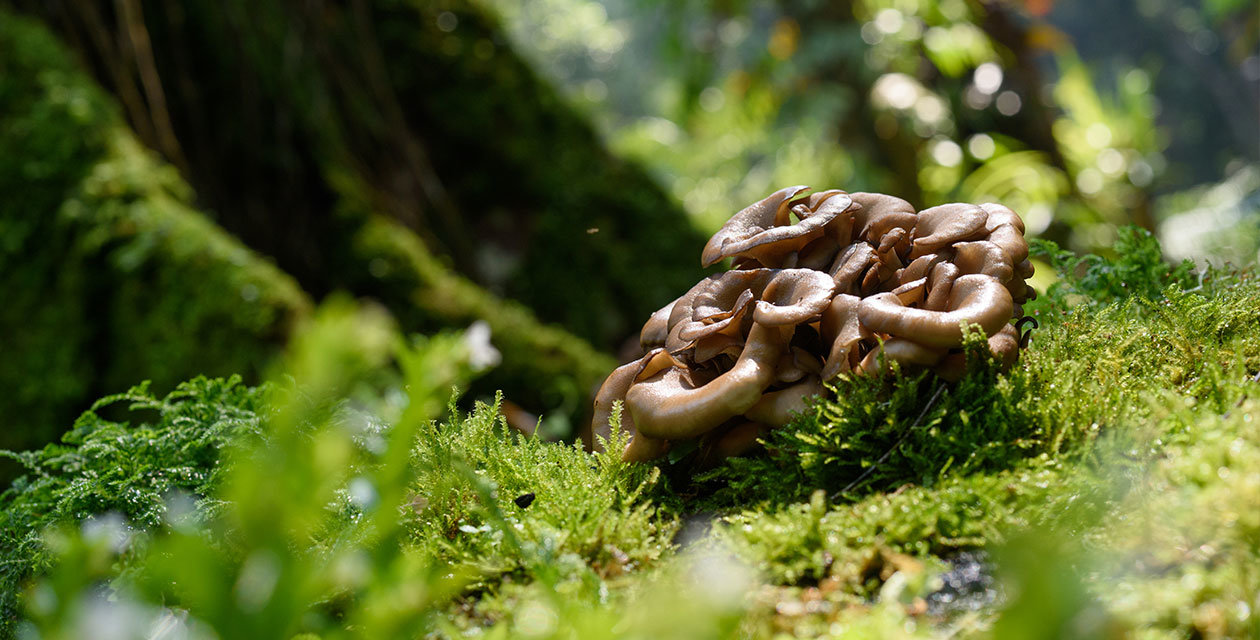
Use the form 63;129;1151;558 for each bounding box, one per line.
3;230;1258;639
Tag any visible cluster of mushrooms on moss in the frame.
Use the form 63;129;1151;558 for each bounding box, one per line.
589;186;1037;464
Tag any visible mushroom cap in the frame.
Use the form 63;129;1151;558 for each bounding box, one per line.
663;274;724;351
689;270;774;320
589;348;677;451
626;322;788;440
753;268;838;326
820;294;869;379
680;289;755;363
701;185;815;267
910;203;988;258
986;222;1030;267
851;192;918;243
679;288;756;342
952;240;1015;282
988;323;1021;368
829;242;878;294
858;274;1014;349
932;323;1021;381
622;431;671;462
891;277;928;306
640;296;680;351
875;227;909;269
924;261;961;311
980;202;1025;234
900;252;943;284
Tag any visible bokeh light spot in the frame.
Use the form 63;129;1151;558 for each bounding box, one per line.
436;12;458;33
875;9;905;34
967;133;995;160
974;62;1003;95
1076;168;1104;195
931;139;963;167
995;90;1022;116
1085;123;1113;148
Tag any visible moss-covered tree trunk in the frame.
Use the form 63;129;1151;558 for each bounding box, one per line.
3;3;684;470
16;0;709;350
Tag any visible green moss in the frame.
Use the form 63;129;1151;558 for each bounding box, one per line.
0;11;310;457
403;399;676;630
0;377;268;633
76;133;310;398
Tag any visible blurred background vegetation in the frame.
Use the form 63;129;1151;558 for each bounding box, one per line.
1;0;1257;464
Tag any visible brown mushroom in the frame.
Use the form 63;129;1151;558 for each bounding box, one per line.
626;322;789;440
593;187;1034;465
924;261;961;311
796;189;859;245
891;277;928;306
820;293;869;379
932;323;1021;381
900;252;945;284
589;348;677;451
701;186;853;267
640;297;679;351
851;192;918;243
829;242;878;293
856;337;946;374
952;240;1014;282
985;223;1029;267
681;291;755;363
753;269;838;326
979;202;1025;234
744;376;825;425
910;203;988;258
858;274;1014;349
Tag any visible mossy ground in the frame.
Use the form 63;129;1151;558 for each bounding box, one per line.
3;229;1258;639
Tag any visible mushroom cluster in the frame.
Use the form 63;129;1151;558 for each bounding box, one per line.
591;186;1036;463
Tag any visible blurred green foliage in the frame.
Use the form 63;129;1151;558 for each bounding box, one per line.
488;0;1258;257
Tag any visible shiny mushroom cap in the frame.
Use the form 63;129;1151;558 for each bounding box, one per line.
700;185;810;267
625;322;788;442
858;274;1014;349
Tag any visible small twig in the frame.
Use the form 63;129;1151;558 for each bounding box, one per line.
834;382;945;499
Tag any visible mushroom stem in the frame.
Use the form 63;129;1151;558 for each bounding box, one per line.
708;421;773;460
744;376;824;425
856;338;945;373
